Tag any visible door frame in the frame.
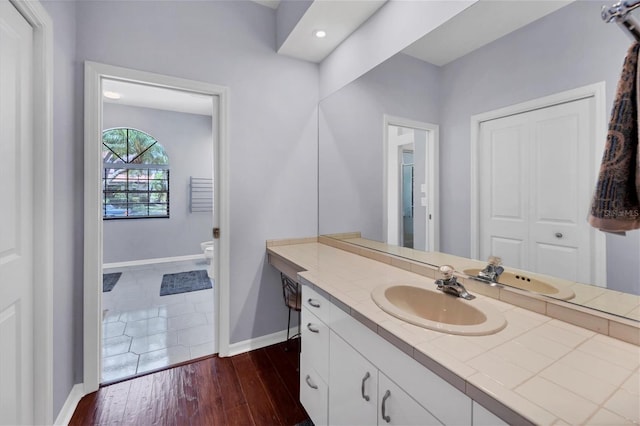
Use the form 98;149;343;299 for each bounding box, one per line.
470;82;607;285
7;0;54;423
383;115;439;251
83;62;230;393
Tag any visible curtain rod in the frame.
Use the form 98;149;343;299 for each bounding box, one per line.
602;0;640;40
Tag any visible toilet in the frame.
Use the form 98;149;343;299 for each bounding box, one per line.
200;241;215;279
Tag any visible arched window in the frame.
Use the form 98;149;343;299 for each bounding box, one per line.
102;128;170;219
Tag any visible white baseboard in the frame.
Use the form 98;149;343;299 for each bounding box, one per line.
103;254;205;269
227;329;290;357
54;383;84;426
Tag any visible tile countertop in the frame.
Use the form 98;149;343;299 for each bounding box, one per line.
268;242;640;426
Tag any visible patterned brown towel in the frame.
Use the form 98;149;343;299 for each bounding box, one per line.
589;42;640;233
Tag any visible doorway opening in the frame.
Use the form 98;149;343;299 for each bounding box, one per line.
99;80;218;383
84;62;230;393
384;116;439;252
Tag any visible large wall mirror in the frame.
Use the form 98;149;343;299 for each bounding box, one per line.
318;1;640;321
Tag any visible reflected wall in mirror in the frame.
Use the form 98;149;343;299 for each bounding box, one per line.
318;1;640;321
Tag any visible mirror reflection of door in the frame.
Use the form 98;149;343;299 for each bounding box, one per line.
477;96;599;284
386;122;435;251
401;150;414;248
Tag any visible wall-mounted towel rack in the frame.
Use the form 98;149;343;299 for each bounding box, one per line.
189;177;213;213
602;0;640;40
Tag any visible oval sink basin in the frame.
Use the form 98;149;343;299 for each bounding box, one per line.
463;269;575;300
371;284;507;336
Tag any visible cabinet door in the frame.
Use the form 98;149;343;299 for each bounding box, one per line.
329;331;378;425
378;373;442;426
472;401;507;425
300;356;328;426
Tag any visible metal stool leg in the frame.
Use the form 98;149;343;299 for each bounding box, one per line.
285;307;292;351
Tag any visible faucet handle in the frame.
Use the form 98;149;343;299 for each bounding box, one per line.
439;265;455;280
488;256;502;266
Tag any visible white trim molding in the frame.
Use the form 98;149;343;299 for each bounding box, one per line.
470;82;607;286
9;0;54;423
227;330;290;357
103;254;205;269
383;115;440;252
84;62;231;394
53;384;84;426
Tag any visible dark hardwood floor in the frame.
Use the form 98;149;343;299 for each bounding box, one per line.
70;339;308;425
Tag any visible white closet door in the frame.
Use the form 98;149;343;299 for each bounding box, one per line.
479;97;594;283
0;1;35;424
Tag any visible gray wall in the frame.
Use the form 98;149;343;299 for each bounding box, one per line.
102;104;213;264
40;0;82;417
438;0;640;293
319;53;441;238
76;0;318;348
43;0;318;418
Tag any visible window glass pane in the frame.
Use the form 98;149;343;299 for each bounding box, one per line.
128;192;149;204
102;129;128;162
136;144;169;165
128;130;161;164
148;203;169;216
149;179;169;192
149;169;168;179
104;180;127;192
104;168;126;181
105;192;127;203
104;203;129;217
149;192;168;203
128;204;149;217
128;169;149;191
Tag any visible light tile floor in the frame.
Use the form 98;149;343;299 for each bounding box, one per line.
101;259;215;383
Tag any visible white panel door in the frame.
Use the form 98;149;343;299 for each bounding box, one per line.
529;99;593;282
479;97;594;283
479;114;530;269
0;2;34;424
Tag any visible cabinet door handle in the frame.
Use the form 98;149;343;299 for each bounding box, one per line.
306;323;319;333
381;390;391;423
305;374;318;390
361;372;371;401
308;299;321;308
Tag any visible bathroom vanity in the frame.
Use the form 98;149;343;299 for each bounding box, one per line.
267;239;640;425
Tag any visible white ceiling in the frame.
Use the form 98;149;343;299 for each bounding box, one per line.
402;1;573;66
106;1;574;115
102;79;214;116
277;0;387;63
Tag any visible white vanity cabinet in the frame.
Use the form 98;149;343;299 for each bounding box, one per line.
300;282;506;426
329;331;440;425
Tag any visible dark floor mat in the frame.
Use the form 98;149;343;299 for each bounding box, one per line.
103;272;122;292
160;269;212;296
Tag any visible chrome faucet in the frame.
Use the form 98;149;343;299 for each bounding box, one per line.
435;265;475;300
478;256;505;282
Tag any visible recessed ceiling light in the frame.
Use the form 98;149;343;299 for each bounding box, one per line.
103;91;121;100
314;29;327;39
